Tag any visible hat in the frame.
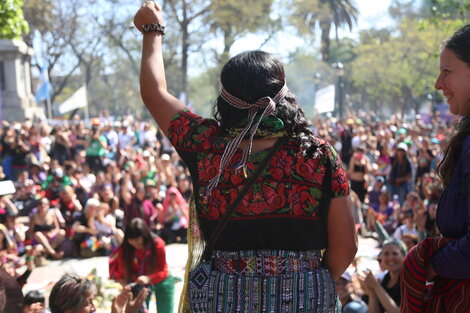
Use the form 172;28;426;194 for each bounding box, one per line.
0;268;24;313
161;154;170;161
340;271;352;282
375;176;385;184
52;168;64;178
396;142;408;152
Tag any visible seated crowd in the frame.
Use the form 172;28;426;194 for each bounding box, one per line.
0;109;453;313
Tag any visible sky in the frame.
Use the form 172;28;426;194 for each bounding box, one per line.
228;0;394;59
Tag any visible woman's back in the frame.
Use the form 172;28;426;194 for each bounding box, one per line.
168;110;349;251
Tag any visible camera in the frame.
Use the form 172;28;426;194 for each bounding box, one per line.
129;283;145;298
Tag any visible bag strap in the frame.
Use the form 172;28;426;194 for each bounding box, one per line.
319;155;333;246
202;137;288;261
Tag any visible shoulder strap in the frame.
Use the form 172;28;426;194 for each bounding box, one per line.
319;154;332;246
202;137;288;261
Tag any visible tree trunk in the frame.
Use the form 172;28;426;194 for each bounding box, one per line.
180;0;188;103
181;25;188;103
319;19;331;62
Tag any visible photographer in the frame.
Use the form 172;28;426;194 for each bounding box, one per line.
109;218;174;313
85;124;108;173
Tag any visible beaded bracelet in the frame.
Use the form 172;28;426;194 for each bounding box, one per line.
141;23;165;35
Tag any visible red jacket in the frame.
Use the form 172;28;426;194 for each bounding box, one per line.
109;237;168;285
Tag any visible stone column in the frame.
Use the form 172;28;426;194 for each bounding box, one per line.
0;39;45;122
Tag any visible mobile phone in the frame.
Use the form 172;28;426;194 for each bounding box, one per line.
129;283;144;298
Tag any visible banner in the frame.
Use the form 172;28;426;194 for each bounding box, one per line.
35;63;52;102
314;85;335;114
58;86;88;114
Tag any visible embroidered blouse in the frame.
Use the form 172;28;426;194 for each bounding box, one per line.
168;110;349;251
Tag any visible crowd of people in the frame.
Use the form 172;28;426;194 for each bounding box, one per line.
1;5;469;311
0;114;190;312
0;84;461;313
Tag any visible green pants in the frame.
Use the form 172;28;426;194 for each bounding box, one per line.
146;276;175;313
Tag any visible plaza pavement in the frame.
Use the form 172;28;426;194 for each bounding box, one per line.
24;236;380;312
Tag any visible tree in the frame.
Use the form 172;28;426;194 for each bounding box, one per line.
0;0;29;39
420;0;470;20
289;0;358;61
22;0;54;46
208;0;279;66
350;19;458;116
165;0;211;101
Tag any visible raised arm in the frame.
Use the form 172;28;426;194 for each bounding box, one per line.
133;1;186;137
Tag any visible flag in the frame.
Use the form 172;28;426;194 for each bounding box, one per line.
58;86;88;114
35;63;52;102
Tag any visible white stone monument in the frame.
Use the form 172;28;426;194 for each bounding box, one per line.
0;39;45;122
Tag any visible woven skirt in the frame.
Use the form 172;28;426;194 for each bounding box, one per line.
201;250;340;313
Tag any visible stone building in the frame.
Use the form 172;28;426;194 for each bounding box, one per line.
0;39;45;122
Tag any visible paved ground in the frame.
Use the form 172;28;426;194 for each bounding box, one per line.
24;237;380;312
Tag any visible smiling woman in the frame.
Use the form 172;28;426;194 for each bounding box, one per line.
399;24;470;313
435;47;470;116
359;239;407;313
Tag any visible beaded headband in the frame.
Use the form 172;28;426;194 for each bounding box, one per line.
203;83;289;198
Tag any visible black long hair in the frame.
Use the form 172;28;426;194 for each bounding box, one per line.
121;218;157;282
437;24;470;187
49;274;94;313
213;51;320;157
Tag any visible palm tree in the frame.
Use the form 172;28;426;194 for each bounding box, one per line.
319;0;358;62
291;0;358;62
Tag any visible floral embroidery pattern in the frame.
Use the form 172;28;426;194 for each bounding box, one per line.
169;110;349;221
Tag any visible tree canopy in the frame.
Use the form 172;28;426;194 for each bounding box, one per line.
0;0;29;39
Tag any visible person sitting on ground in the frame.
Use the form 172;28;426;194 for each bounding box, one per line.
392;209;418;242
337;271;368;313
72;198;109;257
359;239;407;313
159;187;188;244
28;198;64;260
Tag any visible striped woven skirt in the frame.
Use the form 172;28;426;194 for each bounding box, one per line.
190;250;340;313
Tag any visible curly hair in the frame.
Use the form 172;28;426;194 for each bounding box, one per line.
212;50;320;157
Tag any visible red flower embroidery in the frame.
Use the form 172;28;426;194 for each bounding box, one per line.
262;183;286;212
194;126;217;150
269;150;294;180
198;154;221;182
295;157;323;183
288;185;314;216
170;115;193;146
241;189;268;215
230;172;243;185
332;166;349;196
206;189;228;219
